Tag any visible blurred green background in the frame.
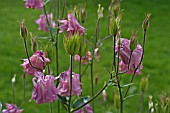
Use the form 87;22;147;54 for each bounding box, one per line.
0;0;170;113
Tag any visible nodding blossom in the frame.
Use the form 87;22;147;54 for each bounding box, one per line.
30;72;59;104
21;50;50;76
74;104;93;113
35;13;56;32
25;0;44;9
57;68;82;96
58;13;85;37
2;103;23;113
74;51;92;64
115;38;143;75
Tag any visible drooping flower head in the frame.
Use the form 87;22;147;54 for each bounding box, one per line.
74;104;93;113
25;0;44;9
21;50;50;76
2;103;23;113
57;68;82;96
74;51;92;64
115;38;143;75
58;13;85;37
35;13;56;32
30;72;59;104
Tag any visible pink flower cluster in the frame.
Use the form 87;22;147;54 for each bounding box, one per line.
21;50;50;76
35;13;56;32
58;13;85;37
74;51;92;64
2;103;23;113
30;72;59;104
115;38;143;75
74;104;93;113
57;68;82;96
25;0;44;9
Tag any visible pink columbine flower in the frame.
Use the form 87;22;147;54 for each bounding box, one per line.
115;38;143;75
94;48;100;62
21;50;50;76
30;72;59;104
25;0;44;9
74;104;93;113
74;51;92;64
102;90;107;103
57;68;82;96
2;103;23;113
58;13;85;37
35;13;56;32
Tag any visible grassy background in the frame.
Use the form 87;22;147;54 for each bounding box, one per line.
0;0;170;113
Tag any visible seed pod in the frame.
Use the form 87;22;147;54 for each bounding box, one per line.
129;32;138;52
20;20;28;39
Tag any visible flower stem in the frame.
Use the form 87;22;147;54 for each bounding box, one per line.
90;61;94;111
112;34;117;73
12;81;15;104
23;73;26;103
49;103;53;113
68;55;73;113
79;56;82;96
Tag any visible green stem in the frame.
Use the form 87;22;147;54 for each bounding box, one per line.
49;103;53;113
68;55;73;113
90;61;94;111
79;56;82;96
71;80;111;112
12;81;15;104
23;73;26;103
112;34;117;73
81;64;89;77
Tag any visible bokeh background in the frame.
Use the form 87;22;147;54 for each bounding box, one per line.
0;0;170;113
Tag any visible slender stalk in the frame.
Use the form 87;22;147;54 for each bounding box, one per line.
115;40;123;113
136;91;144;113
81;64;89;77
49;103;53;113
79;56;82;96
90;62;94;111
71;80;111;112
68;55;73;113
43;5;55;42
124;30;147;98
12;81;15;104
95;18;100;47
23;39;43;71
112;34;117;72
23;73;26;103
62;0;66;18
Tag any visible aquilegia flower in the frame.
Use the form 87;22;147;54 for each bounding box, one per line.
58;13;85;36
21;50;50;76
30;72;59;104
74;51;92;64
57;68;82;96
2;103;23;113
115;38;143;75
25;0;44;9
35;13;56;32
74;104;93;113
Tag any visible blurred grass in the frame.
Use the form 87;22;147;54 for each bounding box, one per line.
0;0;170;113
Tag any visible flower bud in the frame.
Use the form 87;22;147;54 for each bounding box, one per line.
109;0;120;17
140;76;149;92
64;34;81;56
30;33;38;53
102;90;107;103
80;3;86;24
109;16;118;36
20;20;28;39
11;74;16;83
78;38;90;57
129;32;138;52
142;13;151;31
97;4;104;19
114;88;120;110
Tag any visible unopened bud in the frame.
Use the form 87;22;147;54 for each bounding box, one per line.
109;16;118;36
78;38;90;57
129;32;138;52
142;13;151;31
64;34;81;55
80;3;86;24
140;76;149;92
102;90;107;103
97;4;104;19
114;88;120;110
30;33;38;53
109;0;120;17
20;20;28;39
74;6;79;19
11;74;16;83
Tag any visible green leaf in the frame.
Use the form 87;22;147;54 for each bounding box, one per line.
0;101;2;111
58;95;67;105
72;96;90;109
47;26;57;35
36;36;51;40
123;94;141;101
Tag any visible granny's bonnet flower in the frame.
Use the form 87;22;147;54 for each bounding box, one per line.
57;68;82;96
58;13;85;37
21;50;50;76
30;72;59;104
2;103;23;113
74;51;92;64
115;38;143;75
35;13;56;32
74;104;93;113
25;0;44;9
